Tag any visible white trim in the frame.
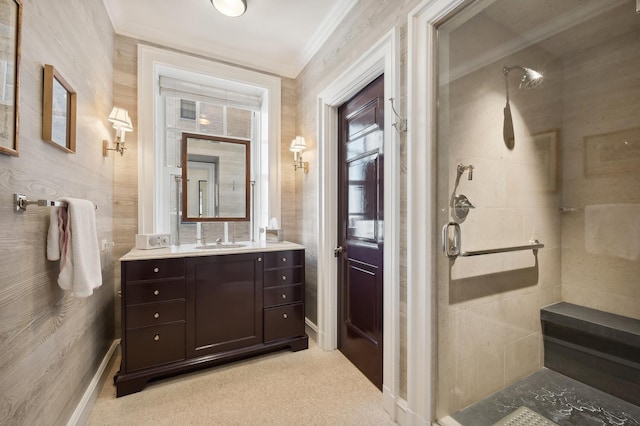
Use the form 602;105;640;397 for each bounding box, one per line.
298;0;359;73
316;28;401;420
406;1;467;425
137;44;281;234
66;339;120;426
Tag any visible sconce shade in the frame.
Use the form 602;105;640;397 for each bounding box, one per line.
290;136;306;152
211;0;247;17
108;107;130;127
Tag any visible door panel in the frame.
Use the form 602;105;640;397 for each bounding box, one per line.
338;74;384;390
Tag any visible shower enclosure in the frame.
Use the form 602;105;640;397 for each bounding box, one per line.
435;0;639;423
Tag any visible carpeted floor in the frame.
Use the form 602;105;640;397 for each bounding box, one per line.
87;338;396;425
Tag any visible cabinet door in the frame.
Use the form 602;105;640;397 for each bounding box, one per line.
186;253;263;358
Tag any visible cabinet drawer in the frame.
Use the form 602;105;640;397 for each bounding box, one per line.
264;284;303;308
264;303;304;343
263;250;303;269
125;322;185;372
126;279;185;305
264;268;303;288
125;258;185;281
126;300;185;330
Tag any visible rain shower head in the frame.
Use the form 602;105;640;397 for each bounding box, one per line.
503;65;543;89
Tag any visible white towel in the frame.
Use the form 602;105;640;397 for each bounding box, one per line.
585;203;640;261
57;198;102;297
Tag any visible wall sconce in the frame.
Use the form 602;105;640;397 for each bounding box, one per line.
290;136;308;174
103;107;133;157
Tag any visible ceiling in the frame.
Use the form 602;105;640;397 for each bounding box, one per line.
102;0;358;79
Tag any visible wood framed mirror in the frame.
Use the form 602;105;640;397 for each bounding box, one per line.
0;0;22;157
181;132;250;222
42;64;76;153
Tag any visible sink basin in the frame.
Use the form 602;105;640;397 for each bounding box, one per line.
194;243;246;250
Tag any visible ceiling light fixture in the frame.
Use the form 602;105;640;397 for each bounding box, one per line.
210;0;247;17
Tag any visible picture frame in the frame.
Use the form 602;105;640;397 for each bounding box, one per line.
0;0;22;157
42;64;76;153
584;127;640;177
532;129;559;191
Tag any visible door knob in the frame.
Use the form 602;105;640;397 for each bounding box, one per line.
334;246;344;257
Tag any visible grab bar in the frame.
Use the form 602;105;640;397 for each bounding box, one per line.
442;222;543;259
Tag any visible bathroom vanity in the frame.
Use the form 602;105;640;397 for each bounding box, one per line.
114;241;307;397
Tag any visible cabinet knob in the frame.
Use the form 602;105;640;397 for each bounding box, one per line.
153;267;159;273
154;312;160;319
153;290;160;296
154;334;160;341
281;275;287;281
283;313;288;319
257;257;262;262
282;257;287;262
282;294;287;299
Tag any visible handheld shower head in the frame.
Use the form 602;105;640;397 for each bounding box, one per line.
502;65;543;149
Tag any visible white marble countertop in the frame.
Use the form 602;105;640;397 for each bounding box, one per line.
120;240;305;261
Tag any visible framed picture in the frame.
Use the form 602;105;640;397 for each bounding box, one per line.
0;0;22;157
585;127;640;176
42;64;76;153
532;129;559;191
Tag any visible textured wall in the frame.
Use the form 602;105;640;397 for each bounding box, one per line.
0;0;115;424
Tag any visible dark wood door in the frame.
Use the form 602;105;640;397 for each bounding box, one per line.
337;74;384;389
185;253;263;358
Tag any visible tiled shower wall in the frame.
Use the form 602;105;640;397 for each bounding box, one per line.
435;44;564;417
436;1;639;418
559;21;640;320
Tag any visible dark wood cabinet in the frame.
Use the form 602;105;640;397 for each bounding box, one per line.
186;253;263;357
116;249;307;397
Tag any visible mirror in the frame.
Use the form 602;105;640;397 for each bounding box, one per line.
181;132;249;222
0;0;22;157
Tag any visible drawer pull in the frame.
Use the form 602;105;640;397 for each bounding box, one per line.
282;257;287;262
281;275;287;281
283;313;288;319
154;312;160;319
153;290;160;296
282;294;287;299
153;267;159;273
154;334;160;341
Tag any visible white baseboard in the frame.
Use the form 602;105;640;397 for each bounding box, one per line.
304;317;318;342
67;339;120;426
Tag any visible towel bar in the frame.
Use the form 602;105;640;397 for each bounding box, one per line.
442;221;543;259
14;193;97;212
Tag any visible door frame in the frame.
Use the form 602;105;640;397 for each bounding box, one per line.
406;0;469;424
316;28;400;417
